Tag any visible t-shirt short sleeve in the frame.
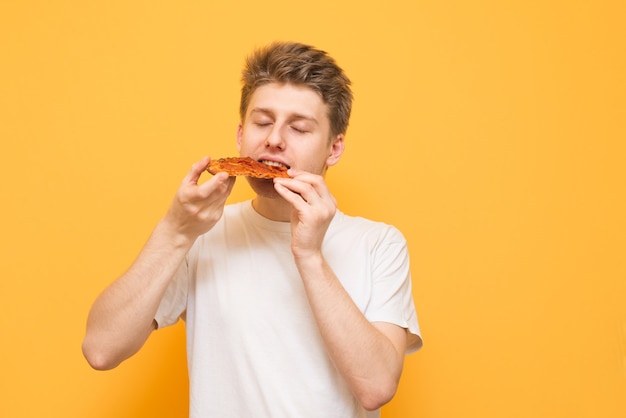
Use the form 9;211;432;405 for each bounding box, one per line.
365;226;423;353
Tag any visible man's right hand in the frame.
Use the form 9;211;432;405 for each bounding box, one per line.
163;156;236;242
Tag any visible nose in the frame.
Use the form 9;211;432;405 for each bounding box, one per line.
265;126;285;150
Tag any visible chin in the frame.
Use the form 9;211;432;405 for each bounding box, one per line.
245;177;281;199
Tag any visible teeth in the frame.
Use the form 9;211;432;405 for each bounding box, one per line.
261;160;287;169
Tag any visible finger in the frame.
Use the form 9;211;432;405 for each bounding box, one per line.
274;182;309;210
273;177;306;198
183;156;211;186
197;171;234;197
274;180;330;216
283;171;331;199
274;176;326;205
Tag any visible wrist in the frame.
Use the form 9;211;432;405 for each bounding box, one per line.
293;250;326;275
155;217;196;251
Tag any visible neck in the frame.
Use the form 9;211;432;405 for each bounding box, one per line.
252;196;292;222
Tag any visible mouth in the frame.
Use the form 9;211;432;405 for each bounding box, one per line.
259;159;290;170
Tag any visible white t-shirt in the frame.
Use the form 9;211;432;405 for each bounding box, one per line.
156;201;422;418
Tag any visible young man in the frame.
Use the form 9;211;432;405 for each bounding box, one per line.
83;41;422;418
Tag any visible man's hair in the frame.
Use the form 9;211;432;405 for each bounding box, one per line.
240;41;353;137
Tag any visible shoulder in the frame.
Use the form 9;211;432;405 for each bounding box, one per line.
330;210;407;244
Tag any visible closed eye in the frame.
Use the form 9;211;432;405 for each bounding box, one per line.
290;126;308;134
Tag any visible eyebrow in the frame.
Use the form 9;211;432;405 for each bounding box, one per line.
250;107;319;125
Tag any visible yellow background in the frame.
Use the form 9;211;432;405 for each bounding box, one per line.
1;1;625;417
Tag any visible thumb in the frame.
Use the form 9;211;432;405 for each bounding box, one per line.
183;156;211;185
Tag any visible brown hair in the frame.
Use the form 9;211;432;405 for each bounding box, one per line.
240;41;353;137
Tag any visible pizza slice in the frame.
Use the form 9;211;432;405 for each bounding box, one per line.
206;157;289;179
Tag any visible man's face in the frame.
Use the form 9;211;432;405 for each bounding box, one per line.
237;82;343;195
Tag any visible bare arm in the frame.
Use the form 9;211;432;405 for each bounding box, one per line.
295;255;407;410
82;157;235;370
274;172;407;410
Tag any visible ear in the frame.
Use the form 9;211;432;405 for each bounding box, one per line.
326;134;345;167
236;123;243;152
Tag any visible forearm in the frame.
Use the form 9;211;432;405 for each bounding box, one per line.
296;254;405;410
82;219;193;370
